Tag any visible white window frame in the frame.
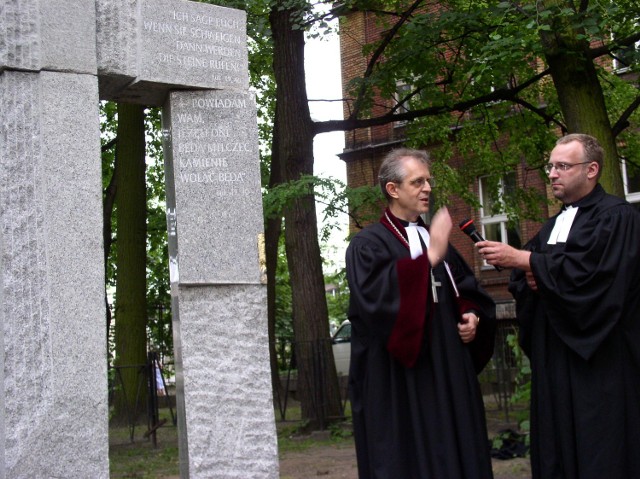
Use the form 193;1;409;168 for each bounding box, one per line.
622;159;640;204
612;32;639;73
393;80;414;127
478;173;519;266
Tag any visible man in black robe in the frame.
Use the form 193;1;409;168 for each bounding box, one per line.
478;134;640;478
346;148;496;479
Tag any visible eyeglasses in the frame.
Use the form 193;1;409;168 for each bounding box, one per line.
405;177;436;188
543;161;592;174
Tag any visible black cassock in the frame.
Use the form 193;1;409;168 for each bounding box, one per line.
345;210;496;479
509;184;640;479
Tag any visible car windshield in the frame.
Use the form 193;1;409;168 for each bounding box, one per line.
333;322;351;342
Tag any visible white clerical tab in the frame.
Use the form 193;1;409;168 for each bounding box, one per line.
406;225;422;259
406;223;431;259
547;206;578;244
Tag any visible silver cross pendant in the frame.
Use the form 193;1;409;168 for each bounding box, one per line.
431;270;441;303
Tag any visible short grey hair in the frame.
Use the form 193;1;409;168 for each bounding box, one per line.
378;148;431;201
556;133;604;179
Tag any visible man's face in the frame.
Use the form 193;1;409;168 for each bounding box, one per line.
547;141;596;204
387;157;432;221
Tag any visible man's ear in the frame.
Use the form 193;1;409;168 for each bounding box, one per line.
386;181;399;199
587;161;599;180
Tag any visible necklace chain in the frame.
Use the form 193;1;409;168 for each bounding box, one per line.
385;212;410;247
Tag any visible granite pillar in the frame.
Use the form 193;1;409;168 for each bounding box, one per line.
163;89;276;477
1;0;278;476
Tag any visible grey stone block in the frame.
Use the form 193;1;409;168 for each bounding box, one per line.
177;284;278;478
0;70;108;478
163;90;265;285
95;0;138;94
97;0;249;105
0;0;41;72
0;0;97;74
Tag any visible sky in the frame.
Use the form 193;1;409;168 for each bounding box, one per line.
304;29;349;272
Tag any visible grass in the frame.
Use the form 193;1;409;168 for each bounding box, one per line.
109;401;353;477
109;398;528;478
276;401;354;454
109;409;180;478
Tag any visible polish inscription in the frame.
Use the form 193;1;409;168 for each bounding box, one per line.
141;1;247;86
173;95;256;197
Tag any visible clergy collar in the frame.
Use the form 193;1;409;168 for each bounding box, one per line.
382;208;427;230
398;218;419;227
380;208;428;249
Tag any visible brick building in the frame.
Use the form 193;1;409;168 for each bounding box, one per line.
339;14;538;327
336;10;640;396
337;9;640;325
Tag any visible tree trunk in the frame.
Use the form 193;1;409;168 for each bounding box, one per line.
112;103;148;423
269;4;343;429
539;3;624;197
103;140;117;344
267;114;285;409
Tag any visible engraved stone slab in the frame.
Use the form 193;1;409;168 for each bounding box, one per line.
0;70;108;478
163;90;264;284
97;0;249;105
0;0;97;74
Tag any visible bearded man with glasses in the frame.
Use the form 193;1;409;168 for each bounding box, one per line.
478;133;640;479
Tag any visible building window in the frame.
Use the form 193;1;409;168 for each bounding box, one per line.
622;159;640;211
393;81;414;127
612;34;639;73
479;173;522;257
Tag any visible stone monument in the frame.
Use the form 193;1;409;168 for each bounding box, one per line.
0;0;278;477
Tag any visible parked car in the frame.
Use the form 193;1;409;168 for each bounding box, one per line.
331;320;351;376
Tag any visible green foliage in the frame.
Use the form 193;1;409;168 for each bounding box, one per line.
341;0;640;211
275;236;294;345
144;108;172;355
506;332;531;437
101;101;118;289
100;102;172;357
264;174;382;237
324;268;349;329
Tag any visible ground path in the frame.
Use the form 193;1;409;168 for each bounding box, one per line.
279;441;531;479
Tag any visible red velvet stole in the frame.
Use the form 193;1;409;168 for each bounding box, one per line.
381;209;432;367
380;209;481;368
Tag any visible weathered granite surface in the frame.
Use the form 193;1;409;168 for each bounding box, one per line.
0;0;97;74
0;70;108;478
177;285;277;478
163;88;277;478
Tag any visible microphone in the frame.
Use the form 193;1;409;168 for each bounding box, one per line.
459;218;503;271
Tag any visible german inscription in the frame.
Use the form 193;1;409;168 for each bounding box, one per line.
140;0;248;89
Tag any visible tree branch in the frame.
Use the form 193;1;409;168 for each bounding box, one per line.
315;68;552;134
350;0;425;119
589;31;640;59
612;94;640;137
511;97;566;131
102;137;117;152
